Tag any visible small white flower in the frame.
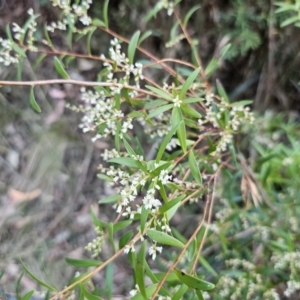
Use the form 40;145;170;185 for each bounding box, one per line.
148;243;163;260
173;96;182;107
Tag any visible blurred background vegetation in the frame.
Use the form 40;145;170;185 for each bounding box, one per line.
0;0;300;299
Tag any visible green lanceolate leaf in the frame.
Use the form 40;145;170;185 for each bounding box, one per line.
103;0;109;28
156;120;183;163
173;284;188;300
108;222;116;252
184;5;201;26
159;195;184;214
53;56;70;79
123;138;137;157
20;259;57;292
146;85;174;101
196;290;205;300
145;99;168;109
138;30;152;45
92;19;106;27
188;150;202;184
216;79;229;103
131;284;158;300
136;242;147;299
140;206;149;234
182;97;205;104
80;284;103;300
29;86;41;113
113;220;132;232
99;194;121;204
174;269;215;291
171;107;186;152
181;105;202;119
231;100;252;107
65;258;102;268
21;290;35;300
119;230;134;249
179;67;201;99
108;157;142;169
147;230;184;248
146;104;173;120
128;31;140;64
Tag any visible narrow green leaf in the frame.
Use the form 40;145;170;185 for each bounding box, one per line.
87;27;96;55
131;284;158;300
174;269;215;291
181;105;202;119
44;25;54;49
144;2;162;22
173;284;188;300
20;259;57;292
17;57;24;81
53;56;70;79
149;162;173;177
198;256;218;277
123;138;137;157
166;199;181;221
159;195;184;214
205;58;218;77
97;174;113;181
157;181;169;203
136;242;147;299
65;258;102;268
115;121;121;152
103;0;109;28
182;97;205;104
184;5;201;26
231;100;253;107
5;24;13;41
113;220;132;232
29;86;41;113
80;284;103;300
108;157;142;168
216;79;229;103
281;15;300;27
146;104;173;120
145;99;168;109
33;53;47;71
21;290;35;300
128;111;145;118
12;43;26;57
179;67;201;99
188;150;202;184
146;85;174;100
108;223;116;252
91;206;109;229
156;121;183;162
92;19;106;27
99;194;121;204
196;290;205;300
15;272;24;298
128;31;140;64
229;143;237;166
140;206;149;234
119;231;134;249
138;30;152;45
147;230;184;248
171;107;186;152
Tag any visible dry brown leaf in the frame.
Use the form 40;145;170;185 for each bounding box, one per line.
8;188;41;204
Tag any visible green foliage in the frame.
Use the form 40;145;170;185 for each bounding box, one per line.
1;1;299;300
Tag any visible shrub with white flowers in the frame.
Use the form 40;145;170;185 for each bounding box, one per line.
6;1;294;300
